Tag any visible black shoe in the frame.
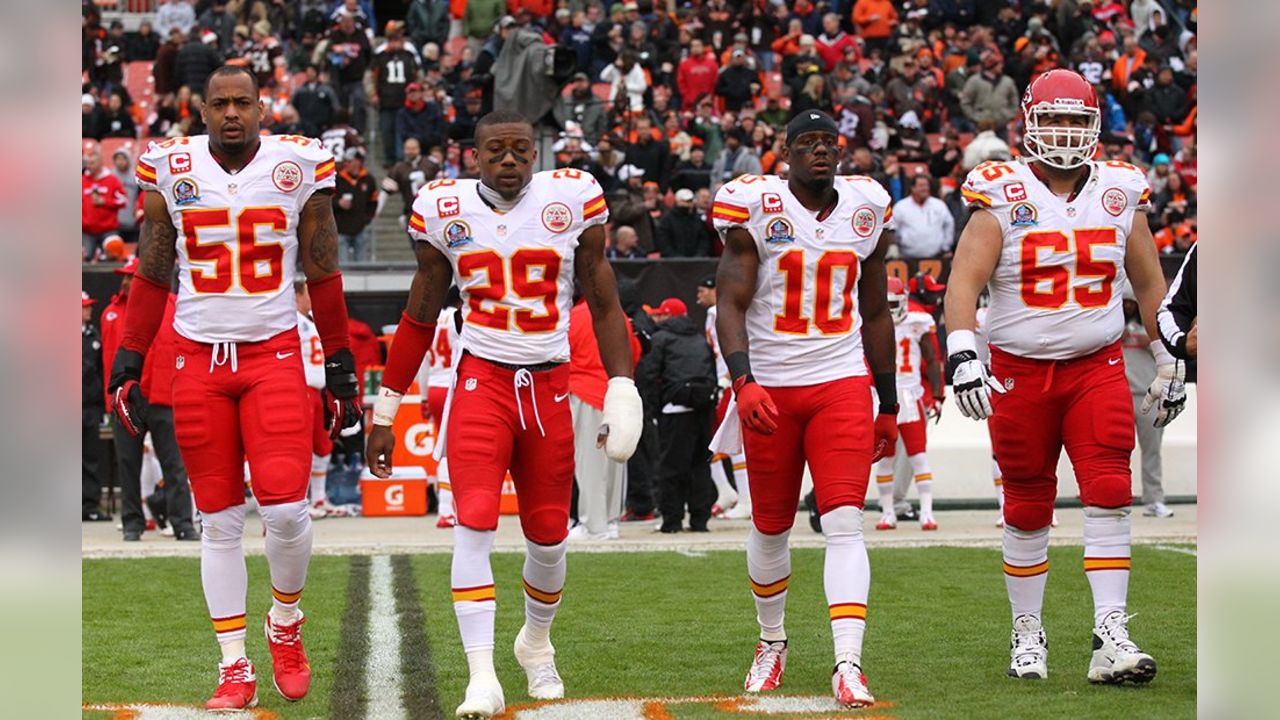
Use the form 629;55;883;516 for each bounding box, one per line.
82;511;112;522
898;506;920;522
123;530;142;541
174;527;201;541
805;490;821;533
145;492;168;531
687;525;710;533
659;524;681;534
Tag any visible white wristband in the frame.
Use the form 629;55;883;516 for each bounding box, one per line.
1149;339;1174;366
607;376;636;391
947;329;978;356
372;386;404;426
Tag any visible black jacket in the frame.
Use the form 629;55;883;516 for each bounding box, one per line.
636;315;716;415
174;41;222;95
1158;244;1197;364
669;158;712;192
83;324;104;412
655;207;712;257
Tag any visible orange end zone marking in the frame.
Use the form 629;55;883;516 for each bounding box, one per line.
642;700;677;720
82;704;280;719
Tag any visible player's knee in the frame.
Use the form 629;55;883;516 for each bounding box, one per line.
525;538;567;566
1082;505;1130;520
522;509;569;546
820;505;864;543
748;526;791;553
752;512;795;536
201;505;246;549
259;499;311;541
1004;498;1054;532
1080;478;1133;510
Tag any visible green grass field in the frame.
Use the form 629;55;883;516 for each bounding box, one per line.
83;545;1195;719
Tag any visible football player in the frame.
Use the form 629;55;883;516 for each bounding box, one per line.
945;69;1186;684
294;282;343;519
109;65;362;710
417;286;462;528
713;110;899;708
698;274;751;519
873;277;943;530
365;110;643;719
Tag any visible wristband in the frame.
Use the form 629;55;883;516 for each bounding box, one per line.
873;371;897;413
372;386;404;426
1149;339;1174;366
946;328;977;356
120;273;171;353
725;351;752;382
382;312;437;393
307;272;351;353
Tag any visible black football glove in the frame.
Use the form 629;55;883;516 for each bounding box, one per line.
323;348;362;439
109;348;149;437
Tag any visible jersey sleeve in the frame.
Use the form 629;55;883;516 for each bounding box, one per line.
407;186;445;251
845;175;894;233
1101;160;1153;212
135;141;164;193
580;175;609;229
710;179;756;235
960;163;1002;210
289;136;337;202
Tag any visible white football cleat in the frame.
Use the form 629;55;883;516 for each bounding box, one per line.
875;513;897;530
513;625;564;699
743;639;787;692
455;674;505;719
1088;611;1157;684
1008;613;1049;679
723;503;753;520
1143;502;1174;518
832;660;875;708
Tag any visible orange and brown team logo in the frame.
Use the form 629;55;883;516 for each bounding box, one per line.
542;202;573;233
272;161;302;192
1102;187;1128;216
852;206;877;237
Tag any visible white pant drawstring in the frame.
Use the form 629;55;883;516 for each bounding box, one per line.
209;341;239;374
512;368;546;437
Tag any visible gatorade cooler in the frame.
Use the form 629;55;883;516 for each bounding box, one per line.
361;466;429;516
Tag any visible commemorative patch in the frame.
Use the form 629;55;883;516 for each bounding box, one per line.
852;206;877;237
172;177;200;206
765;217;795;244
541;202;573;233
1102;187;1127;216
444;220;474;248
272;161;302;192
1010;202;1038;227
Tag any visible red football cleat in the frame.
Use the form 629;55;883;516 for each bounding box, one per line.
265;612;311;701
205;657;258;711
436;514;456;528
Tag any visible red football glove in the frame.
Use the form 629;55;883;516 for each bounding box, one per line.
872;406;899;462
734;376;778;435
926;395;944;424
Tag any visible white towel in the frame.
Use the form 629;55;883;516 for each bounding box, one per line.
709;396;743;456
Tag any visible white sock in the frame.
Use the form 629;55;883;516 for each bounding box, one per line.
873;459;895;515
909;453;933;517
522;538;566;645
452;526;497;658
747;526;790;642
466;649;497;680
201;505;248;660
709;455;737;505
731;454;750;508
1083;506;1132;625
437;458;455;517
992;456;1004;510
822;506;870;666
309;453;329;504
260;500;312;623
1003;525;1050;621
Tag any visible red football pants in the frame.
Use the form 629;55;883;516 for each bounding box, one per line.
882;397;927;457
171;328;311;513
426;386;449;427
446;354;574;545
990;340;1135;531
742;375;874;535
307;388;334;457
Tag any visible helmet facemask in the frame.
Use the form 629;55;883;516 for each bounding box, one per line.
1023;102;1100;170
888;294;908;324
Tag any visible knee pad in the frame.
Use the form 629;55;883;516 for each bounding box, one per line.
259;499;310;541
751;512;796;536
200;505;246;550
522;508;570;546
820;505;864;542
1004;497;1054;532
1079;476;1134;510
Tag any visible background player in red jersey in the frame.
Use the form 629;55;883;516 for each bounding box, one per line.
107;65;362;711
365;110;643;719
713;110;899;709
945;69;1186;685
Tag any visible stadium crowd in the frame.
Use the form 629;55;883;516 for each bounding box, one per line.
82;0;1198;264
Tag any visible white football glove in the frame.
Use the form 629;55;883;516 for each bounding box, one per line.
949;351;1006;420
599;376;643;462
1142;357;1186;428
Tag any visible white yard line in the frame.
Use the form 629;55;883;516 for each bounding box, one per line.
366;554;406;720
1152;544;1198;557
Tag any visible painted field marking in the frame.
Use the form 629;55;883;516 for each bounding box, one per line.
81;704;278;719
499;694;897;719
366;554;407;720
1152;544;1198;557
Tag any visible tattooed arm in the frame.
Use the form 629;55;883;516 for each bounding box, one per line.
404;240;454;324
298;188;340;280
135;190;177;285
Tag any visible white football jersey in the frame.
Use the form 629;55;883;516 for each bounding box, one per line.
712;174;893;387
893;310;935;398
704;304;728;381
417;306;460;390
136;135;336;343
961;159;1151;360
407;170;608;365
297;312;325;390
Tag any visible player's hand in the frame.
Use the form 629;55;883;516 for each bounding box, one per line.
872;405;899;462
926;396;944;424
366;424;396;478
324;348;362;440
734;376;778;434
108;348;149;437
421;400;431;419
599;377;643;462
948;351;1005;420
1141;359;1186;428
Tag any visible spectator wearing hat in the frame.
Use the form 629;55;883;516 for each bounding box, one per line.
554;72;608;144
637;297;717;533
333;147;379;262
961;118;1012;171
291;63;340;138
715;49;760;113
109;148;141;247
960;49;1019;135
853;0;899;58
81;94;107;140
782;34;825;98
324;9;373;134
815;12;859;71
677;38;719;111
196;0;235;52
656;189;713;258
371;25;420;165
892;174;954;259
82;149;127;262
246;21;285;89
1147;153;1172;195
710;128;762;195
173;26;223;96
82;292;109;522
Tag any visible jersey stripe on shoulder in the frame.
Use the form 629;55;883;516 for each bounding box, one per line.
315;159;336;183
583;193;607;220
960;186;993;208
135;160;157;184
408;211;427;233
712;200;750;222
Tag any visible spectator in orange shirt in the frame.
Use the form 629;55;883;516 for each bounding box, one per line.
853;0;898;58
567;298;641;541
